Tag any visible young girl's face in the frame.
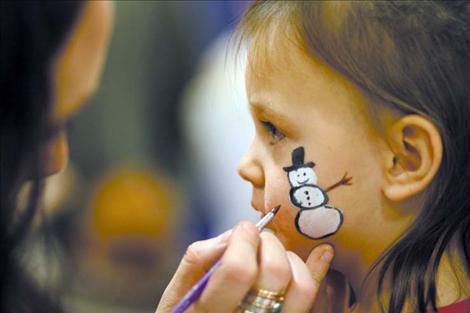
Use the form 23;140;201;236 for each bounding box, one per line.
238;32;415;285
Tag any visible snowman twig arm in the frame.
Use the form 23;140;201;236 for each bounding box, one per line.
325;172;352;193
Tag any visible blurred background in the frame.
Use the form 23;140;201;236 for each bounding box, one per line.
33;1;259;312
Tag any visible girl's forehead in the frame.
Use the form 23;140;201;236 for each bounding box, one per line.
245;25;345;94
245;28;381;137
246;26;306;78
246;32;346;106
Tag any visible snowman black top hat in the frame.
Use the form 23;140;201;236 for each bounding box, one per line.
283;146;315;172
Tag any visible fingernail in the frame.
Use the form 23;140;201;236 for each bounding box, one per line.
240;221;258;235
216;229;232;242
321;246;334;263
261;228;275;235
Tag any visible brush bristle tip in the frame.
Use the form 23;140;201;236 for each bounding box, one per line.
272;205;281;214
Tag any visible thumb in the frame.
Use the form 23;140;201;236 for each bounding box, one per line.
305;244;334;291
156;230;231;313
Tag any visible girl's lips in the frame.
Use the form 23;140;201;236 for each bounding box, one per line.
251;201;265;214
251;203;282;226
251;202;271;221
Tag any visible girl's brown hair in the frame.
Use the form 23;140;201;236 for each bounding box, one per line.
237;1;470;312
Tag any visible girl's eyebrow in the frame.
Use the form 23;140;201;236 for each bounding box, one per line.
250;101;292;131
250;101;281;118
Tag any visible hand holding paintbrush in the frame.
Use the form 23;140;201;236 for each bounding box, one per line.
171;206;281;313
155;205;334;313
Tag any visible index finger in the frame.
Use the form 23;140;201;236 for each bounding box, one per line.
156;230;231;313
195;221;260;312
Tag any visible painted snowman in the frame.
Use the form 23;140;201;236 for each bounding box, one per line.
283;147;351;239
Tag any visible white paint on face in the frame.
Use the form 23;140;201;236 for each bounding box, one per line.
292;185;325;208
288;167;317;187
283;147;345;239
297;206;342;239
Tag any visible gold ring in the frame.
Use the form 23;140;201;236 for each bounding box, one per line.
249;288;285;301
238;288;285;313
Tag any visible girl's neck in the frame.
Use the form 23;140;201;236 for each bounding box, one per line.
342;244;470;312
434;247;470;308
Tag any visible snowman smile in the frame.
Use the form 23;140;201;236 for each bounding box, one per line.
296;178;310;185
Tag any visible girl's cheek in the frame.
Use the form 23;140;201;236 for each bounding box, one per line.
263;171;291;219
263;146;352;261
264;172;317;259
274;207;317;260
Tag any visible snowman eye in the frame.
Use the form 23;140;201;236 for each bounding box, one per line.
260;120;286;144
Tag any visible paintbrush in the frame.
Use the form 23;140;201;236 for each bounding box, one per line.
170;205;281;313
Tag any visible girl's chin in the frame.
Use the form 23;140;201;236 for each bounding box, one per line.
39;132;69;177
270;228;315;260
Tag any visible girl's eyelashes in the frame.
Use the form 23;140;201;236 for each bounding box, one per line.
260;120;286;143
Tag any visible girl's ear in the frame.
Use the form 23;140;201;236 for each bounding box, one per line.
383;115;443;201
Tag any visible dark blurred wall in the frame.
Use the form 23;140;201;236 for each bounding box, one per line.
68;1;247;179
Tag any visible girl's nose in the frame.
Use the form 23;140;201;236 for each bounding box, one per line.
238;146;264;188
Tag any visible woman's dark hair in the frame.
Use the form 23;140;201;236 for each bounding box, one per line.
238;1;470;312
0;2;83;312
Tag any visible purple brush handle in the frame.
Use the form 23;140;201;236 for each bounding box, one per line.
170;259;223;313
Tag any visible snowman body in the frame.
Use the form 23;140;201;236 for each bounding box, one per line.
296;206;343;239
284;147;344;239
290;185;328;209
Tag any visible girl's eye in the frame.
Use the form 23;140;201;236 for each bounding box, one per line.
260;120;286;143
